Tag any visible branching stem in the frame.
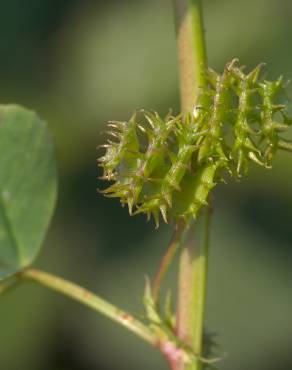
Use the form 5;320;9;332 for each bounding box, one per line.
20;268;156;346
173;1;210;370
152;219;186;302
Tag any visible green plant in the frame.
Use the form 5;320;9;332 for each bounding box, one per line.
99;60;291;225
1;1;292;370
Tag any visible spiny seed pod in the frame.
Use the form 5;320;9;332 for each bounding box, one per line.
135;114;216;225
197;61;233;165
229;63;265;176
171;163;219;220
98;59;292;227
258;77;287;166
99;110;181;223
98;114;139;181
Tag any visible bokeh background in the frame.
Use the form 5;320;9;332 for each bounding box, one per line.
1;1;292;369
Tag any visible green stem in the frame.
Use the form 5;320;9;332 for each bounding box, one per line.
173;1;209;370
20;268;156;346
173;0;207;114
176;209;211;370
152;219;186;302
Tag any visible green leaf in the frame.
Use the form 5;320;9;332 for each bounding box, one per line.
0;105;57;280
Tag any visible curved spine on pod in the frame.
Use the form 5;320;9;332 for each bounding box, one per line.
126;111;178;213
184;162;219;219
171;162;219;221
160;114;204;206
197;61;234;165
230;63;265;176
135;113;205;226
98;114;139;181
98;114;142;211
258;77;286;165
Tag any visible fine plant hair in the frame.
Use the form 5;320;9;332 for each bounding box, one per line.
0;2;292;370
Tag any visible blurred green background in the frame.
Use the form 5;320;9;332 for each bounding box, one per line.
1;0;292;369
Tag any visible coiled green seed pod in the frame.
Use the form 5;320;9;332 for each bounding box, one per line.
98;60;292;227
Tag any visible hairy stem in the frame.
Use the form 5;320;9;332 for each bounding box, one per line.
173;1;209;370
20;268;156;346
152;219;186;302
173;0;207;114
